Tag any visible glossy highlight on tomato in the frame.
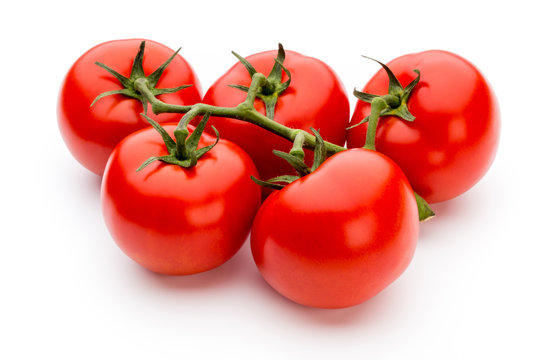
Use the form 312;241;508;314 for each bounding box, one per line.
347;50;500;203
251;149;419;309
58;39;202;175
203;47;350;191
101;124;261;275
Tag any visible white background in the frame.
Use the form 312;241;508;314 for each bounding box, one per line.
2;1;539;358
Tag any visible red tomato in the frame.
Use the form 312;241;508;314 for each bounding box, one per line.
58;39;202;175
251;149;419;308
101;124;260;275
202;47;349;192
347;50;500;203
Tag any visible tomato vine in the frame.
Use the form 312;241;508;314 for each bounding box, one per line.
92;40;434;220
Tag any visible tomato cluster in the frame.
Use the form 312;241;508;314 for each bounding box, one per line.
58;39;499;309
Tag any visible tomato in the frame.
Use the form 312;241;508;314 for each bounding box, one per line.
347;50;500;203
101;124;260;275
58;39;202;175
250;149;419;308
202;46;349;193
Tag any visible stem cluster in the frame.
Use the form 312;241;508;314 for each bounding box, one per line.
93;42;434;220
133;74;346;156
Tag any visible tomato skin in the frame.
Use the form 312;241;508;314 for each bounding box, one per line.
347;50;500;203
58;39;202;175
101;124;260;275
250;149;418;309
202;48;350;190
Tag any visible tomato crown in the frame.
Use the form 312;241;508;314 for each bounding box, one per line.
349;56;420;129
137;113;219;170
228;43;291;120
251;128;329;190
91;41;193;114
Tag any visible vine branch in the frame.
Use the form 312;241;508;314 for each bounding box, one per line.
133;75;346;156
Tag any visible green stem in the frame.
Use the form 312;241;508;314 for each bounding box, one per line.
134;75;346;155
242;73;267;107
178;107;202;130
134;78;191;114
263;95;278;120
363;97;389;151
289;131;306;160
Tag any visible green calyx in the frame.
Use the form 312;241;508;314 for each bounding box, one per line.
137;113;219;171
251;128;327;189
415;192;435;221
229;43;291;120
91;41;192;114
349;56;420;129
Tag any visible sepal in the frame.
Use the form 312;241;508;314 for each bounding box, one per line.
91;41;192;114
310;128;327;171
415;192;436;222
137;113;220;171
349;57;421;129
272;151;311;177
228;43;291;120
251;128;330;191
250;175;300;190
